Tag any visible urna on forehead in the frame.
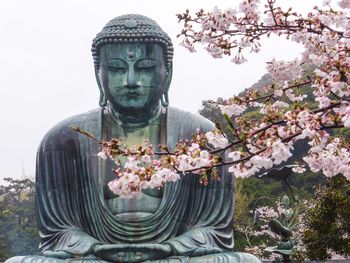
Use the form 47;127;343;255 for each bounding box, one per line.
91;14;174;69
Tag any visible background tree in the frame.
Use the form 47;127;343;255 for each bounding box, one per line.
0;178;39;261
303;175;350;260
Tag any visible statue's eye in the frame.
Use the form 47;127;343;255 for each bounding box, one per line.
103;61;127;74
136;60;158;70
106;66;127;74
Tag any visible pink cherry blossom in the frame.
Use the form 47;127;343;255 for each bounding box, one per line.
205;131;229;148
97;151;108;160
292;165;306;174
267;59;303;85
338;0;350;8
228;151;241;161
220;104;247;116
270;140;293;165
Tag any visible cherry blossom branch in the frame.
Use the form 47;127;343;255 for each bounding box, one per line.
76;0;350;198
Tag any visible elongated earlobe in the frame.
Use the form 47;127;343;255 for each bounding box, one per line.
95;66;107;107
161;67;172;108
161;93;169;107
99;93;107;107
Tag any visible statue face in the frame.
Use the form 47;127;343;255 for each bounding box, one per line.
98;43;168;113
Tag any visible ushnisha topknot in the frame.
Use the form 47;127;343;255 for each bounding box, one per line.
91;14;174;70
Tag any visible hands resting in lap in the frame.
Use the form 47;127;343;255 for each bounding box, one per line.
43;243;172;262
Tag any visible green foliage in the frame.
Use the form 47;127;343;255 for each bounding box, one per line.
0;178;39;261
234;178;254;225
303;175;350;261
233;173;321;244
199;68;347;259
233;178;252;251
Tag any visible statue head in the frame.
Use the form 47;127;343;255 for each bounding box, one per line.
92;14;174;114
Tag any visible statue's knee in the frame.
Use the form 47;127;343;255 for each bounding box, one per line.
5;256;25;263
4;256;52;263
5;255;109;263
233;252;261;263
188;251;261;263
5;256;55;263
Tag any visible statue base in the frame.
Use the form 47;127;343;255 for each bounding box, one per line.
6;252;260;263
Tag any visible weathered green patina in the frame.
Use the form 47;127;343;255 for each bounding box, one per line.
6;14;260;263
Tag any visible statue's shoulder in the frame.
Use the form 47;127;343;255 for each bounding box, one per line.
40;108;101;148
168;107;214;132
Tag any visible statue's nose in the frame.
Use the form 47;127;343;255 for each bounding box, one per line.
126;68;140;88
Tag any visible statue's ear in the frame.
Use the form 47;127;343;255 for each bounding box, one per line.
95;66;107;107
161;66;173;107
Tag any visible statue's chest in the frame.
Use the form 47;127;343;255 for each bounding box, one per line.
101;121;163;217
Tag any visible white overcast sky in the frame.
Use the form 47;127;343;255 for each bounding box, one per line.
0;0;323;183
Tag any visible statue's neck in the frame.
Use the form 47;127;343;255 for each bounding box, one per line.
107;103;162;128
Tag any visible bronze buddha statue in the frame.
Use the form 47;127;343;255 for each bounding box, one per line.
6;14;260;263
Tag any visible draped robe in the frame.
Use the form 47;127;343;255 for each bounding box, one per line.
6;107;260;263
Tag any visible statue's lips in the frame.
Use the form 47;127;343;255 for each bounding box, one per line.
123;92;142;97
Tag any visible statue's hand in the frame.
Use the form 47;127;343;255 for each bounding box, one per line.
42;250;97;260
93;243;171;262
42;251;72;259
190;246;223;257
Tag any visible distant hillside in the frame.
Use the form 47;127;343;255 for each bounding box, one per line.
239;73;273;96
237;64;316;97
